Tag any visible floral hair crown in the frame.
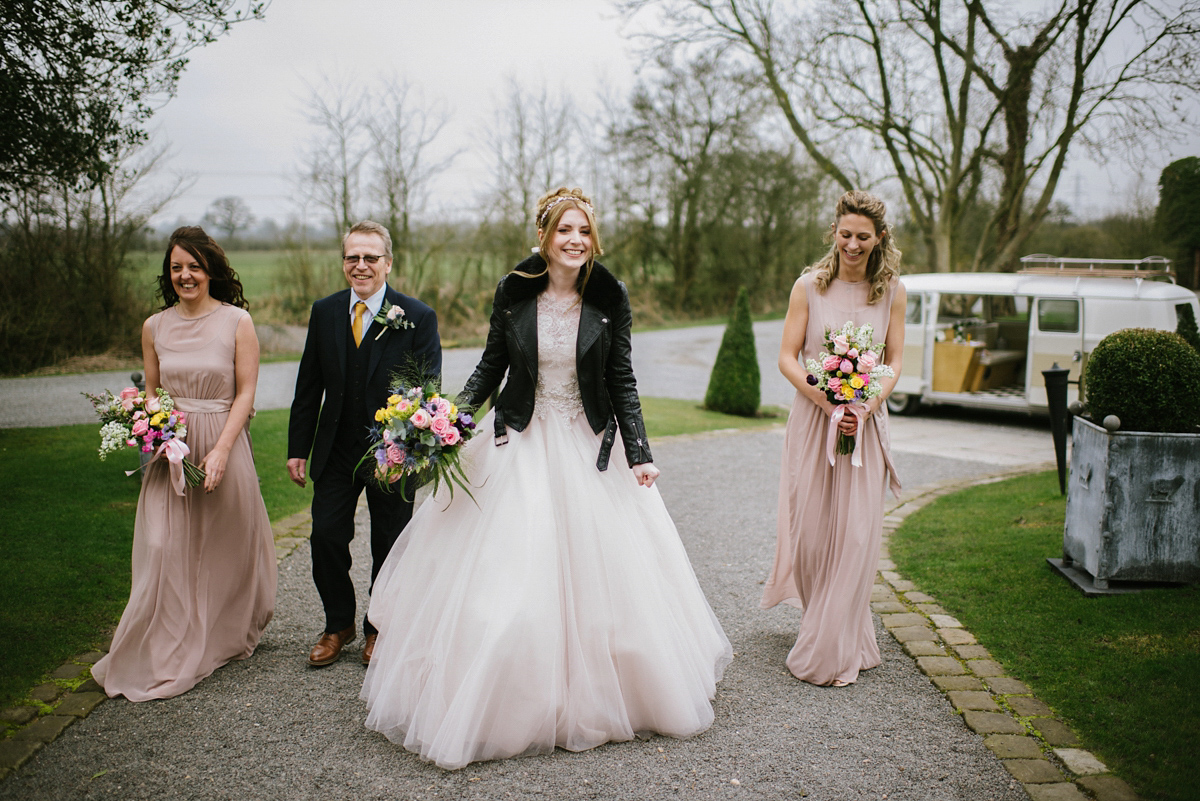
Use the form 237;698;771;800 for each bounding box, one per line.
537;195;594;229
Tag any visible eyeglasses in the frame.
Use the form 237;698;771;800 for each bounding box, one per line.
343;254;386;266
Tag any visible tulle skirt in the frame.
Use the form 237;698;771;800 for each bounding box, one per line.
361;407;732;770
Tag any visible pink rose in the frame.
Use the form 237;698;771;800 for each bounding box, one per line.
847;347;859;359
828;376;843;392
822;354;842;372
832;335;850;355
411;408;432;429
119;387;140;401
430;416;451;436
386;444;404;465
131;419;150;437
858;351;878;370
441;426;461;446
840;358;854;374
126;438;137;448
144;396;162;413
120;397;136;412
387;471;403;484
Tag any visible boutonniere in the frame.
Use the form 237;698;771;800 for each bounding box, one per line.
374;300;415;340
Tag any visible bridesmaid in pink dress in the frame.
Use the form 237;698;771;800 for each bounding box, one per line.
761;191;907;686
92;227;276;701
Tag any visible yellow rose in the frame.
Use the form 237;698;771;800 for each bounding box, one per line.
448;403;458;417
388;394;402;406
150;411;166;427
849;375;864;389
841;385;856;400
374;408;388;422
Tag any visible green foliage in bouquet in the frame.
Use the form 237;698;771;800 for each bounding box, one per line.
1175;303;1200;353
1083;327;1200;433
705;286;760;417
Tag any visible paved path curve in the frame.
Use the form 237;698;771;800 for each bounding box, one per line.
1;321;1064;799
0;429;1038;800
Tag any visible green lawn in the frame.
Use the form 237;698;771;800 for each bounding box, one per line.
891;471;1200;801
0;398;781;713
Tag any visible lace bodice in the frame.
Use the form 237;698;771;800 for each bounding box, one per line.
534;293;585;421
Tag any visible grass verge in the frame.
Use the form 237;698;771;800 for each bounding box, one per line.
0;398;781;713
891;470;1199;801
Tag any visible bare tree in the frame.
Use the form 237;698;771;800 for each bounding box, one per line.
613;51;760;310
481;79;577;266
203;195;255;242
623;0;1200;272
299;77;367;237
367;78;459;281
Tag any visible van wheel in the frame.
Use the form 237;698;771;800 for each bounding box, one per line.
886;393;921;415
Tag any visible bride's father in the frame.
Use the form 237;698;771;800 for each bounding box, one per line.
287;220;441;667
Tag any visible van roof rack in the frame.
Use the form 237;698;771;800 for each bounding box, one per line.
1018;254;1175;281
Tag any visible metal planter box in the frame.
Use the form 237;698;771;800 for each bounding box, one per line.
1063;416;1200;588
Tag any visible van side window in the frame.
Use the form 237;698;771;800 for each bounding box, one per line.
1037;299;1080;333
905;294;922;324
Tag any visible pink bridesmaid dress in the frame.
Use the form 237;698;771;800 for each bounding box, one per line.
761;274;901;686
92;304;276;701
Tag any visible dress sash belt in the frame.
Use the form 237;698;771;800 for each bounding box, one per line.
173;397;232;414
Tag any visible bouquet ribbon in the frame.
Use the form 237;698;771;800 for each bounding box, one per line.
127;439;193;496
827;403;870;468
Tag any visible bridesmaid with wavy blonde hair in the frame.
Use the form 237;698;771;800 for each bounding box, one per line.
761;190;907;687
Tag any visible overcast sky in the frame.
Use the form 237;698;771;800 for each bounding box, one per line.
146;0;638;227
144;0;1197;229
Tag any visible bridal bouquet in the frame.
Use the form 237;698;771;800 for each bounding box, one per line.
805;322;894;457
364;376;478;499
84;386;206;491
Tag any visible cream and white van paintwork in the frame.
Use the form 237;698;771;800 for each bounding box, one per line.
889;268;1200;415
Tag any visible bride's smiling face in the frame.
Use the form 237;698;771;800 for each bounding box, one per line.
540;209;593;272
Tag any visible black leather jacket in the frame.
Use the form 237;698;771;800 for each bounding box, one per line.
458;255;652;471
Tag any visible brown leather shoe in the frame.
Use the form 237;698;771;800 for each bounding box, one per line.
307;625;356;667
361;632;378;665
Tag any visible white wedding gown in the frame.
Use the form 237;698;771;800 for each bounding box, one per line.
361;293;732;770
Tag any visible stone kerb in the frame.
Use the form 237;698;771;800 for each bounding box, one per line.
877;469;1140;801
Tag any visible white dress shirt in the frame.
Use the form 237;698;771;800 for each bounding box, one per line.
349;285;387;339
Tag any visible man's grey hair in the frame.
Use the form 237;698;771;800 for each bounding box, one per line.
343;220;393;259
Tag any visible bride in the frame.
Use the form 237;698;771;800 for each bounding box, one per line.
360;187;732;770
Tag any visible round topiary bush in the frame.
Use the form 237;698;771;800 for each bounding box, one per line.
705;285;761;417
1083;327;1200;433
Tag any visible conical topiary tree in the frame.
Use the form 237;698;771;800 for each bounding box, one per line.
1176;303;1200;353
705;286;760;416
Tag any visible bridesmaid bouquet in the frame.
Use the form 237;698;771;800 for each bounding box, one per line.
805;322;894;458
363;376;478;500
84;386;206;491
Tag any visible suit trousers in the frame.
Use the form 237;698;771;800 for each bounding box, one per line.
310;440;414;635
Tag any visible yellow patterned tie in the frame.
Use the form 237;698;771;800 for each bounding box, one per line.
353;301;367;347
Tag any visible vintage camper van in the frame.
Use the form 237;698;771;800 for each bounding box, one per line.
888;256;1200;415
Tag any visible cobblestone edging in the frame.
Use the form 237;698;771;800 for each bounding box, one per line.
879;469;1139;801
0;508;317;781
